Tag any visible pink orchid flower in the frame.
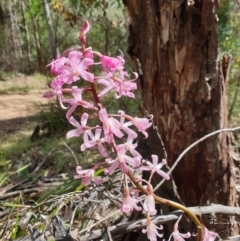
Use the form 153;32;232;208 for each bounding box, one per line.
58;51;94;83
97;77;117;100
63;86;96;118
118;110;138;139
50;75;65;96
114;73;138;99
81;128;108;157
99;108;124;142
100;54;125;74
131;116;152;138
168;215;191;241
118;112;152;138
43;75;66;109
48;56;68;75
66;113;91;139
120;185;142;213
104;144;141;175
140;155;170;182
74;166;103;186
143;184;157;216
201;224;219;241
142;213;163;241
97;73;137;99
121;137;142;159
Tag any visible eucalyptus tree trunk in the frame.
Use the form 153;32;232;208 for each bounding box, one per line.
21;0;32;67
7;0;19;69
124;0;239;237
42;0;59;59
31;17;44;73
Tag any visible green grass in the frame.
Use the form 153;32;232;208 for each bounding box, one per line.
0;117;102;239
0;116;103;188
0;86;30;94
0;71;48;95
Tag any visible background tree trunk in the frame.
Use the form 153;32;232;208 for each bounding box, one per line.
7;0;19;70
31;17;43;73
42;0;59;59
21;0;32;68
124;0;239;237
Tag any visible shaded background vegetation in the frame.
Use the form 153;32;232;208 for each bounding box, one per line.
0;0;239;117
0;0;128;74
0;0;139;193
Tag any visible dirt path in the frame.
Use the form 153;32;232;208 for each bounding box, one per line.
0;91;49;120
0;74;50;121
0;74;52;137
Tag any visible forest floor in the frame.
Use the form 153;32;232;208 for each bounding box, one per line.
0;73;122;241
1;74;239;241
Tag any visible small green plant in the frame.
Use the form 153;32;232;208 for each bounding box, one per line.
35;101;69;137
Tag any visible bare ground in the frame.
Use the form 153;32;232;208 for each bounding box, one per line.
0;91;49;120
0;74;50;135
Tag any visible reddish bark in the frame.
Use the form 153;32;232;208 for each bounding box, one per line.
124;0;239;237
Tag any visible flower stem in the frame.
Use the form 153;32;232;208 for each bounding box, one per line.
89;82;101;107
127;170;202;241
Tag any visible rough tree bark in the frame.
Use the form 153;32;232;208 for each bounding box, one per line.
124;0;239;237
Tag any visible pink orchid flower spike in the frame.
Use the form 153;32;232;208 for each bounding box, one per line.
168;215;191;241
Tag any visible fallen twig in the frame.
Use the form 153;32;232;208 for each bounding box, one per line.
155;127;240;191
11;204;240;241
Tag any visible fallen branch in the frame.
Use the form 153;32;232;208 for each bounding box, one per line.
12;204;240;241
155;126;240;191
